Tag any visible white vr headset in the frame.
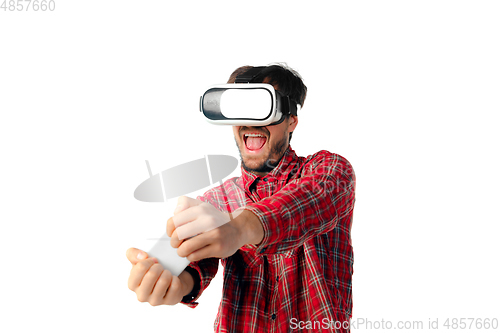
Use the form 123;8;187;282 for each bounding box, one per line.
200;67;298;126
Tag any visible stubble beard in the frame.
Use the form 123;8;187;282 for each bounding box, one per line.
236;132;289;175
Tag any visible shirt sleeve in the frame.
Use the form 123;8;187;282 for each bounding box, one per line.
244;151;356;255
180;257;219;308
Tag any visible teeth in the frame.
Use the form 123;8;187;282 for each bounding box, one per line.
244;133;265;137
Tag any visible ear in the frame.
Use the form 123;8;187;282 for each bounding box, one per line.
288;115;298;132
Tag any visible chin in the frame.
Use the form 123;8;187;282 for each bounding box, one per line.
241;155;262;167
242;155;277;175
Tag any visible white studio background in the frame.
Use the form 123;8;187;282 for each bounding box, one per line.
1;1;499;332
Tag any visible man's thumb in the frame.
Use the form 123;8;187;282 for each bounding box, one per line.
126;247;148;264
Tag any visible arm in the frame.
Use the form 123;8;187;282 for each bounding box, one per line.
243;151;355;255
168;151;355;261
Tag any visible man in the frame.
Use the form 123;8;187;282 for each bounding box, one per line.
126;64;356;332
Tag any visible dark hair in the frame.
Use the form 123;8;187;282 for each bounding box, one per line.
227;63;307;142
227;63;307;108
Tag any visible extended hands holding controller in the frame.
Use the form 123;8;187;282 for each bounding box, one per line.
167;196;263;261
127;196;264;306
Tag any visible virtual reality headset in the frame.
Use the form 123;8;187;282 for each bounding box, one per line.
199;66;298;126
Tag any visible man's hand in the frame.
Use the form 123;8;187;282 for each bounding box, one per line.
168;196;236;241
166;196;264;261
126;248;194;306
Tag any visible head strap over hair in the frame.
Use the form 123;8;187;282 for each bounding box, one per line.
234;66;266;83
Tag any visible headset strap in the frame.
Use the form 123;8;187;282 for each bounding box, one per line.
287;97;298;116
281;94;298;116
234;66;266;83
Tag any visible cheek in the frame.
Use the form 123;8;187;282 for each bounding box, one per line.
232;127;241;139
268;128;285;143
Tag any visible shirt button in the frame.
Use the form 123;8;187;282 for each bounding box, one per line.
276;276;279;282
271;314;276;320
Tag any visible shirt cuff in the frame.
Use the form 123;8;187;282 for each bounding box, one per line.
180;265;202;308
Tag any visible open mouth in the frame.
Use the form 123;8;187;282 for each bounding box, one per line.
243;133;267;152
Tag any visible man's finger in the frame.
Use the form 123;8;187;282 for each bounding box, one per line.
176;213;231;240
175;217;207;241
134;263;164;302
150;270;173;305
164;275;183;305
172;205;204;229
126;247;148;265
128;258;157;291
170;229;183;248
177;234;210;258
186;245;214;262
174;196;203;215
167;217;175;237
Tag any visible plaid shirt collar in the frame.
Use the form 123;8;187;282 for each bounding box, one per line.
240;145;299;191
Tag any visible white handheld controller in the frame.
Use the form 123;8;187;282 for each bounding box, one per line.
147;233;190;276
134;157;237;276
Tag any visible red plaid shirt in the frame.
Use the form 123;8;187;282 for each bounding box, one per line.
182;146;356;333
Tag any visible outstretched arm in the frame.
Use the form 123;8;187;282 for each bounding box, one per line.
167;151;355;260
243;152;355;255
